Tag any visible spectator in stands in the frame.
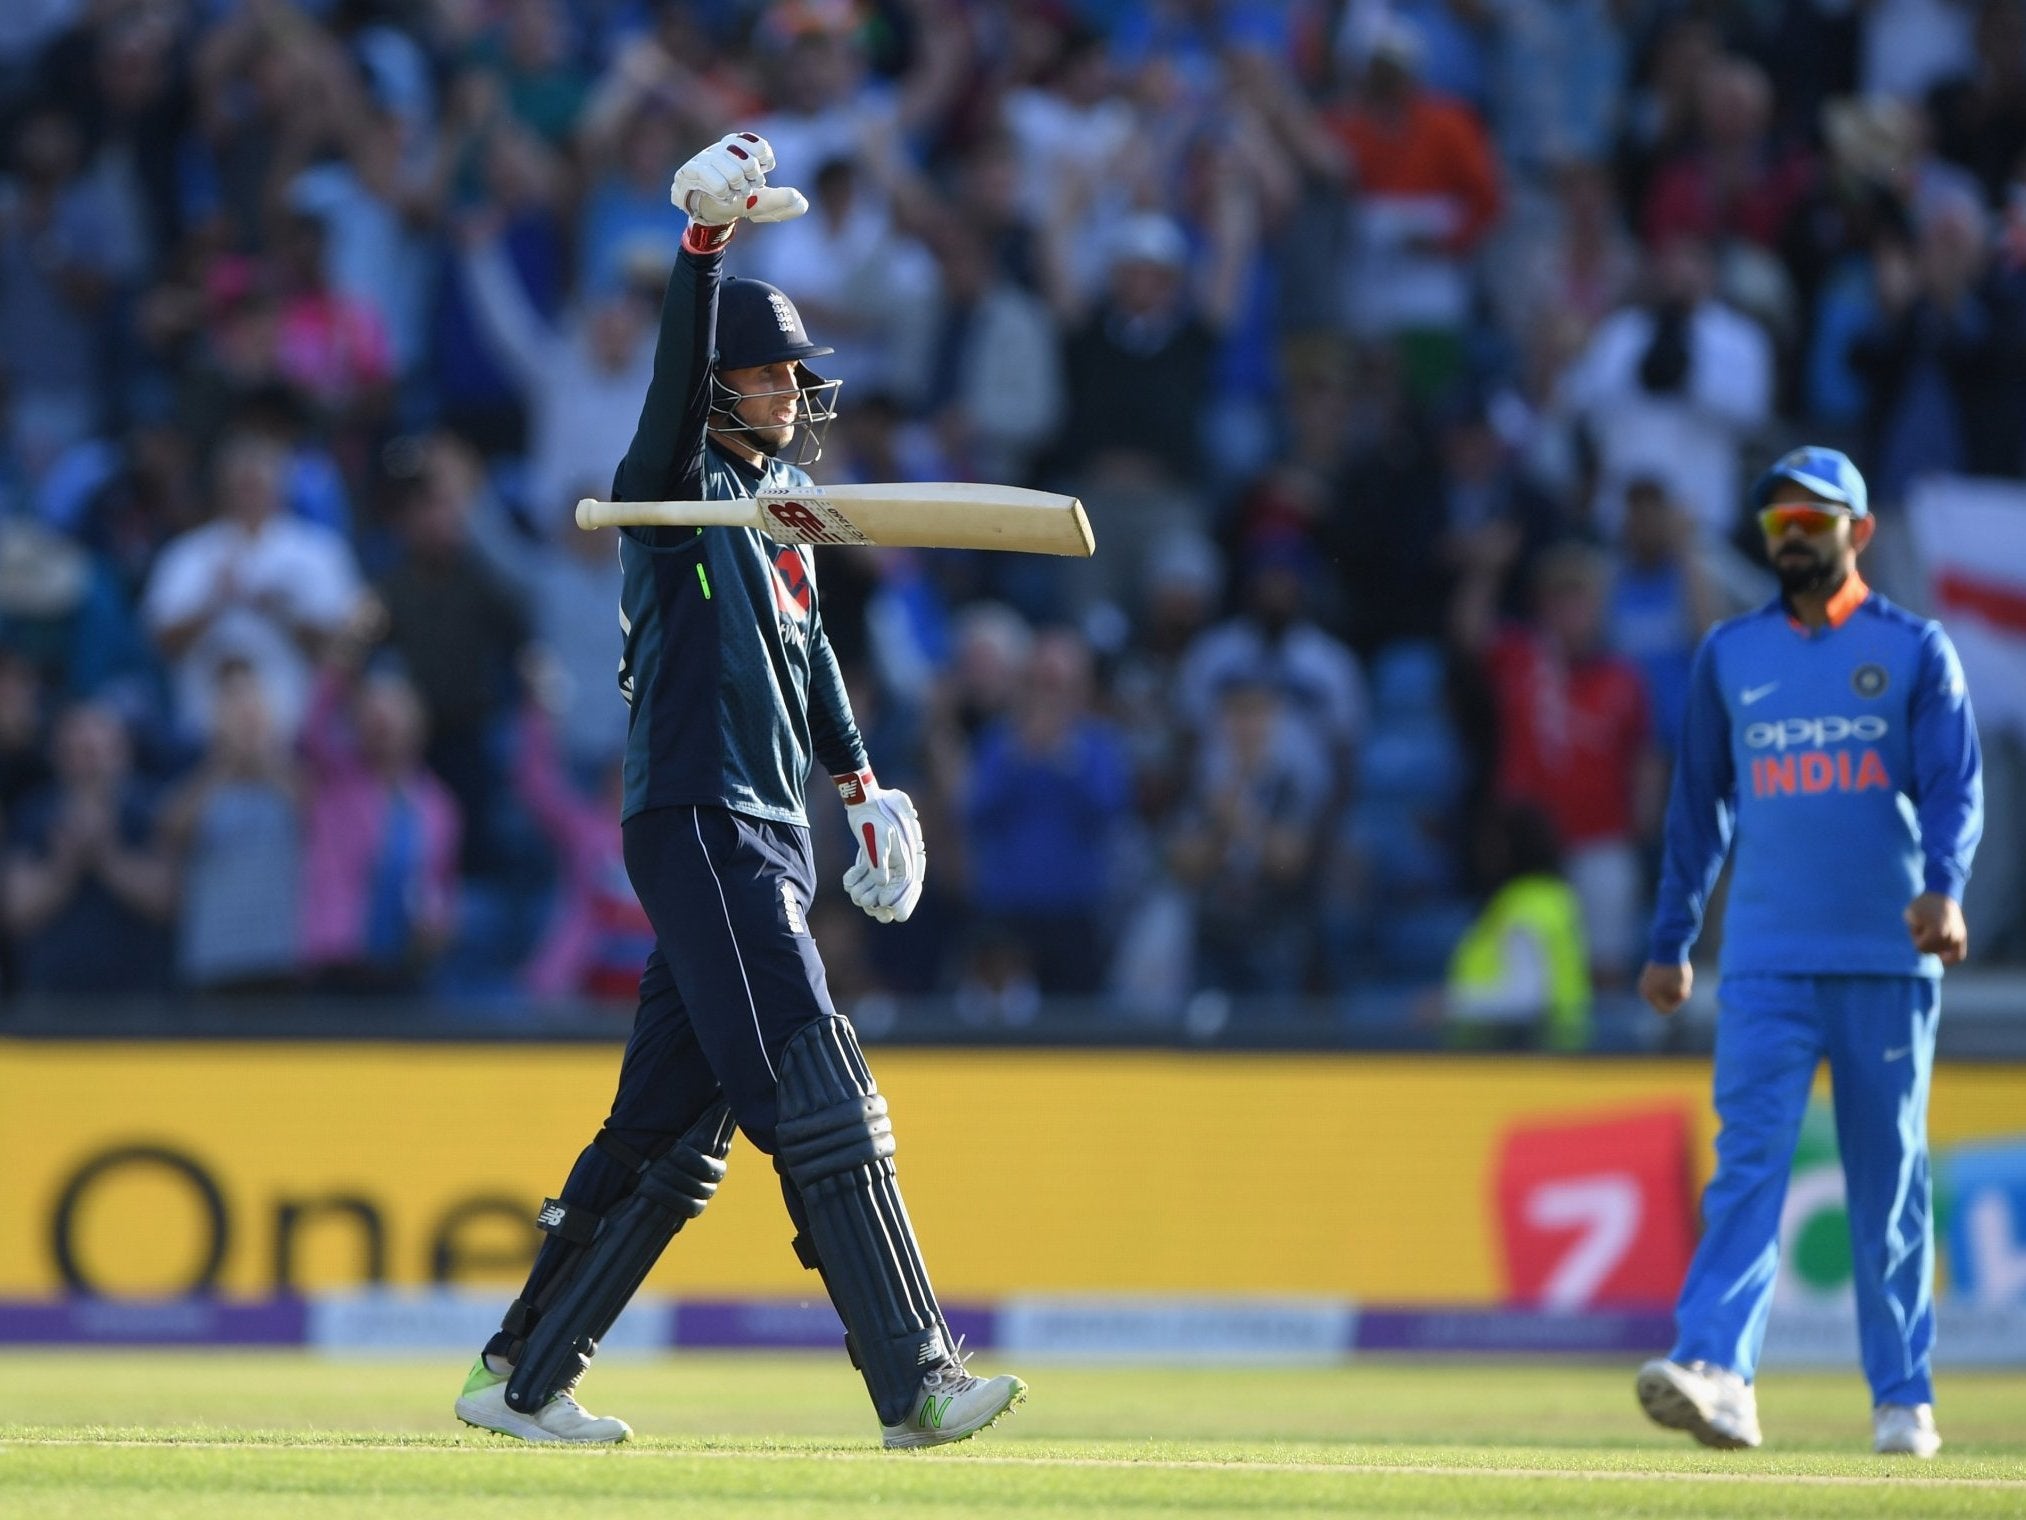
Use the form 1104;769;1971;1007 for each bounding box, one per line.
460;216;656;526
298;660;460;992
157;662;301;992
511;700;649;1000
1324;18;1502;395
961;630;1130;995
473;0;589;147
1927;0;2026;208
1453;537;1657;987
1167;669;1330;994
0;650;51;816
1641;57;1815;252
1609;476;1720;758
374;433;531;868
0;105;142;476
1560;234;1774;538
142;430;363;742
1177;540;1366;795
3;703;172;993
269;209;395;425
1047;211;1226;601
737;152;938;402
1443;803;1591;1050
1850;191;2026;497
905;220;1062;486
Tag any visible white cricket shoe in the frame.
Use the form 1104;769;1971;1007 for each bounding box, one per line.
882;1342;1027;1449
455;1358;632;1443
1636;1357;1762;1449
1874;1403;1942;1458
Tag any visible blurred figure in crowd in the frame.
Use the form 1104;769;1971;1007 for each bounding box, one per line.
1443;803;1591;1050
0;106;142;475
1851;191;2026;499
1178;540;1365;796
1562;235;1773;538
1325;19;1502;397
511;697;648;1000
1168;669;1329;994
3;703;172;993
374;434;531;869
1641;57;1813;252
158;662;301;993
962;630;1130;994
1610;476;1721;758
1454;536;1658;986
461;217;657;526
1048;211;1225;603
904;220;1062;486
142;430;363;741
298;659;460;992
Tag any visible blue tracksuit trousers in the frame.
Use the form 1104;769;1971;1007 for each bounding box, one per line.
1671;974;1939;1405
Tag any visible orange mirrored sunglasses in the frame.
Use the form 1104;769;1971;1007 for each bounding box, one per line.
1758;505;1850;537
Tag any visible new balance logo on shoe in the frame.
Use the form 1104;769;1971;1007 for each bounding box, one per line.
920;1395;952;1429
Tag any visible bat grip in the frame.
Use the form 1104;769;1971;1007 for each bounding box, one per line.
574;499;755;531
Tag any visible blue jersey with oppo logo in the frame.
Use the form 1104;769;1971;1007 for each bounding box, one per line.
1649;579;1982;978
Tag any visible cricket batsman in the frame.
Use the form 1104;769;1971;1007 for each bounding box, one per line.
453;133;1026;1448
1635;447;1981;1457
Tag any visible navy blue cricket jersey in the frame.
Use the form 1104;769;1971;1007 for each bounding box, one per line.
610;245;867;826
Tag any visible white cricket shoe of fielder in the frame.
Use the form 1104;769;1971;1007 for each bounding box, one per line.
882;1342;1027;1449
455;1358;631;1443
1874;1403;1942;1457
1636;1357;1762;1449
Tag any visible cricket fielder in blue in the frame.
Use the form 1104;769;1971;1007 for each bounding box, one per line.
453;134;1025;1448
1635;448;1981;1458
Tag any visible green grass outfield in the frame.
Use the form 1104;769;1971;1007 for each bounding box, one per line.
3;1353;2025;1518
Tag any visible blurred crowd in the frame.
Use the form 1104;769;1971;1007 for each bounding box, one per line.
4;0;2026;1037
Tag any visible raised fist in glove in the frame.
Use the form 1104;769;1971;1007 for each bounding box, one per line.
835;769;926;925
671;132;807;229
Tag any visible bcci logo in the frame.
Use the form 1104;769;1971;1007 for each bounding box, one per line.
1852;663;1888;698
768;291;796;335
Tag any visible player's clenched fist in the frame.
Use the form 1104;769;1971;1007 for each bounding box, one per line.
1639;961;1692;1016
835;770;926;924
672;132;807;226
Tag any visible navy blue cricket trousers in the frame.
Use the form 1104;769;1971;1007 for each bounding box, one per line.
606;803;840;1156
484;805;837;1358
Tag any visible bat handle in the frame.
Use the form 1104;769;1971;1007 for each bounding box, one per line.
575;499;631;530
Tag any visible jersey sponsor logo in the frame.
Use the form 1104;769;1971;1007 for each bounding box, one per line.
1740;681;1780;705
1853;663;1889;698
1749;747;1893;797
1742;713;1888;750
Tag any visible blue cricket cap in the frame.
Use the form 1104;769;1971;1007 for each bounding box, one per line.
716;276;833;375
1750;446;1869;518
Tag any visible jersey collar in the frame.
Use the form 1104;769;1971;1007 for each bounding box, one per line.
1784;570;1870;634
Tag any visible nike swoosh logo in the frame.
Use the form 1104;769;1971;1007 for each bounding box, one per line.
1884;1045;1912;1062
1741;683;1779;706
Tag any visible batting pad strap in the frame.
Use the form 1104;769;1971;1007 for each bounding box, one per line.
534;1198;600;1246
591;1128;651;1173
500;1298;538;1338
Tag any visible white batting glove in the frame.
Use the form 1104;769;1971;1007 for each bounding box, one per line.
835;769;926;924
671;132;808;228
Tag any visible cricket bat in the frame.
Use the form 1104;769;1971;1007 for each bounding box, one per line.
574;483;1095;558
